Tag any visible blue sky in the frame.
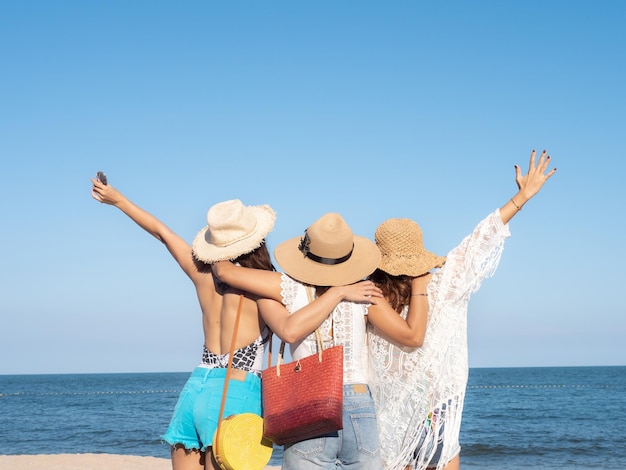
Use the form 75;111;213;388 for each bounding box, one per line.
1;1;624;375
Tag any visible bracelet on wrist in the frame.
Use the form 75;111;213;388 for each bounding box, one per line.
411;293;428;297
510;198;522;211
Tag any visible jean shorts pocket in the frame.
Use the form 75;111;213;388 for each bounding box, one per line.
288;437;326;457
352;412;380;457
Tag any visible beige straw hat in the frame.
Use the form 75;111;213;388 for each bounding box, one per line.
274;213;381;287
375;218;446;277
192;199;276;263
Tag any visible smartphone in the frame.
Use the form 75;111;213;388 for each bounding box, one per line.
96;171;108;185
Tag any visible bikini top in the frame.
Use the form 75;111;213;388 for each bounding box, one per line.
201;327;270;378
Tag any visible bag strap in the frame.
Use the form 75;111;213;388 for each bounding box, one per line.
271;286;328;376
306;287;325;362
214;294;244;455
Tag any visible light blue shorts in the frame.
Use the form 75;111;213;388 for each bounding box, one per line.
162;366;262;452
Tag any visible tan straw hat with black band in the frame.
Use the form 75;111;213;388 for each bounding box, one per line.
375;218;446;277
274;213;381;287
192;199;276;263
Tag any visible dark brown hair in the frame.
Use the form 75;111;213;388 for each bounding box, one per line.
232;241;276;272
369;268;412;314
193;242;276;274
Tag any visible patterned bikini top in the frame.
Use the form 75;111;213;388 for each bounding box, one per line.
201;327;270;378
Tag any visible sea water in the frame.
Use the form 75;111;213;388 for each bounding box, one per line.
1;366;624;468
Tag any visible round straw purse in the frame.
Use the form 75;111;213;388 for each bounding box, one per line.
213;413;273;470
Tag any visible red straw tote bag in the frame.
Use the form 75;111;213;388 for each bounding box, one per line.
261;288;344;445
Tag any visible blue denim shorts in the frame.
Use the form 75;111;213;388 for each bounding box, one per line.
162;366;262;452
282;383;382;470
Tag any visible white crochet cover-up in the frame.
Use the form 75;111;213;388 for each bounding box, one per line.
368;209;511;470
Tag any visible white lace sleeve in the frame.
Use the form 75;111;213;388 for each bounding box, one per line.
279;272;300;310
437;209;510;302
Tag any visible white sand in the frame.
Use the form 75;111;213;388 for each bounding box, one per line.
0;454;281;469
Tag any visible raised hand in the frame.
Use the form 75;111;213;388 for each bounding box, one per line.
91;178;125;206
502;149;557;224
514;149;557;202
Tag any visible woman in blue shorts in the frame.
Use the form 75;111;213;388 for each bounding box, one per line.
92;180;277;470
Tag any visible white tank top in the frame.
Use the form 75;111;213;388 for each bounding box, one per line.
279;273;369;384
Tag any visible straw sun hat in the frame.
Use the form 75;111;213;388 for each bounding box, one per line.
192;199;276;263
274;212;381;287
375;218;446;277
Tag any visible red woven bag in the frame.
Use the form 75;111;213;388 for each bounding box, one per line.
262;329;343;446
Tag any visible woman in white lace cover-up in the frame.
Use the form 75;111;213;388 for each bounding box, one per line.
367;150;557;470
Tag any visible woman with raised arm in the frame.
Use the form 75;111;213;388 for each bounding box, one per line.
91;179;279;470
212;212;429;470
368;150;557;470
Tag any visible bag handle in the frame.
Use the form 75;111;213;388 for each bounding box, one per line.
268;286;329;377
213;294;244;457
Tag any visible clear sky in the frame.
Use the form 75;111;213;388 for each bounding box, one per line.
1;1;624;375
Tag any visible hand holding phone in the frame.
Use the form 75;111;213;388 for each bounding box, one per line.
96;171;108;185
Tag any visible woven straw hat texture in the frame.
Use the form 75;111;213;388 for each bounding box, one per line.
375;218;446;277
192;199;275;263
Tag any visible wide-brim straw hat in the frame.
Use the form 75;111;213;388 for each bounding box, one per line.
274;212;381;287
375;218;446;277
192;199;276;263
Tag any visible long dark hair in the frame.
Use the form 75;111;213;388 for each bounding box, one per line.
232;241;276;272
369;268;412;314
193;241;276;274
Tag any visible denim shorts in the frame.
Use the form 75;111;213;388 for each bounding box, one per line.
282;383;383;470
162;366;262;452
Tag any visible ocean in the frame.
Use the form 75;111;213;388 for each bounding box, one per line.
1;366;624;469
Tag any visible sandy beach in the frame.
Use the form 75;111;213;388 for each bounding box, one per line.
0;454;281;469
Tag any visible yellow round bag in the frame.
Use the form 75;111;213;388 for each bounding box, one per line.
213;413;273;470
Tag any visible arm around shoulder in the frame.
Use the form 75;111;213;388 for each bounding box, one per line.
368;274;430;348
259;280;383;343
212;261;283;301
